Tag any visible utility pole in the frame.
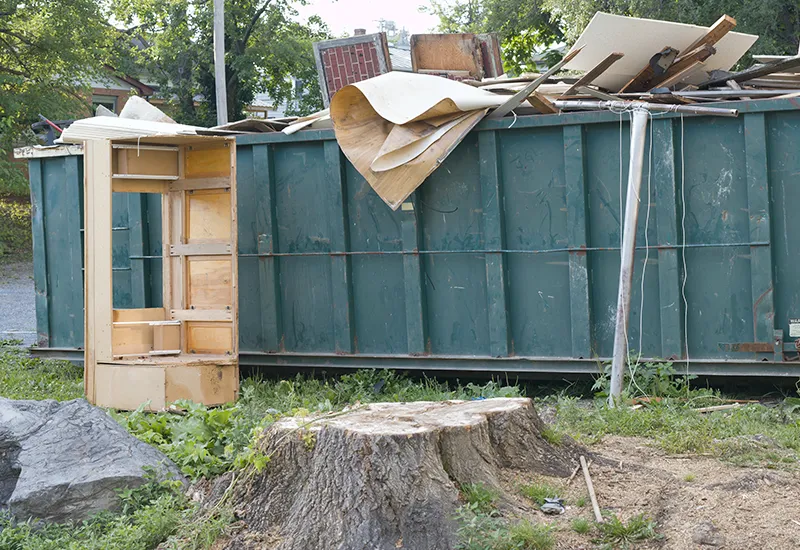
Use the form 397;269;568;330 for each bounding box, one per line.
213;0;228;125
608;108;648;406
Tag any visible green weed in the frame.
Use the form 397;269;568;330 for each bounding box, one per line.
595;513;660;549
454;504;555;550
571;517;591;534
575;496;587;508
0;340;83;400
519;482;559;505
683;473;696;482
460;483;499;514
540;427;563;445
509;520;555;550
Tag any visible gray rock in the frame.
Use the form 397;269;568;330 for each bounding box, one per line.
0;398;184;523
692;521;725;547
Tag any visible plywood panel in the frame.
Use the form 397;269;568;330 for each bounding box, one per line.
112;323;154;355
114;148;179;177
113;308;165;322
152;322;181;351
184;145;230;178
94;363;166;410
186;321;233;354
186;190;231;242
165;363;238;406
187;258;232;307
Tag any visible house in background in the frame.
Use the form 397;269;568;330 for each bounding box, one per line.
89;65;156;114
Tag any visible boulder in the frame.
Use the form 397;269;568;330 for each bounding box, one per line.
0;398;184;523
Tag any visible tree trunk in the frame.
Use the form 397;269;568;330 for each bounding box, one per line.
222;398;584;550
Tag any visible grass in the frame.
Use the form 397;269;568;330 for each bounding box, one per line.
574;496;587;508
571;517;591;534
454;504;554;550
460;483;499;514
0;198;32;259
683;473;696;482
0;340;83;400
519;482;560;505
554;395;800;469
594;513;660;549
509;520;555;550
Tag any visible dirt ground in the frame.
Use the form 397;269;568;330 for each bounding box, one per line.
516;435;800;549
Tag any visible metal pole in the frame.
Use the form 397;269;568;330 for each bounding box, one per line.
608;109;649;406
213;0;228;125
552;99;738;118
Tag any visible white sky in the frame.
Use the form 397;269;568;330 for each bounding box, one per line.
294;0;440;36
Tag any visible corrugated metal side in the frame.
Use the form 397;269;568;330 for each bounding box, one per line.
27;98;800;375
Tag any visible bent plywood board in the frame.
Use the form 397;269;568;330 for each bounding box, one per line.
563;12;758;91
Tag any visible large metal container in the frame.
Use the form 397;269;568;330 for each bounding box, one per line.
23;98;800;377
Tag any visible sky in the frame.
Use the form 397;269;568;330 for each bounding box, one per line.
294;0;441;37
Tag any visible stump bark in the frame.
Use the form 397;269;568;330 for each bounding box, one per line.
225;398;582;550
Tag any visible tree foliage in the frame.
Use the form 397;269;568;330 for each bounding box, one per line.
113;0;330;126
426;0;800;74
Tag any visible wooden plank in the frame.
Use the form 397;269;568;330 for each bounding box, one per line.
411;33;482;77
652;118;684;358
744;113;775;350
526;92;559;114
654;60;706;89
170;242;231;256
648;44;716;89
679;14;736;56
165;363;238;406
113;148;178;177
561;52;624;96
478;131;510;357
619;47;679;93
488;47;582;120
169;176;231;191
184;143;231;178
28;159;50;347
325;141;355;353
112;174;179;180
563;125;593;358
186;257;233;308
401;199;428;354
170;308;232;321
113;307;165;322
185;189;232;242
578;86;619;101
253;144;283;352
227;140;239;359
186;321;233;354
112;179;169;193
152;323;181;351
701;55;800;87
94;363;166;411
112;323;154;355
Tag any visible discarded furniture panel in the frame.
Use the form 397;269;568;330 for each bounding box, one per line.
82;135;239;410
410;33;503;80
313;33;392;107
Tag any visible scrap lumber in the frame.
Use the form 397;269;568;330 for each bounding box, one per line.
411;34;484;78
700;55;800;87
580;456;603;522
526;92;559;114
619;47;679;92
561;52;625;96
694;403;743;413
679;14;737;55
649;44;716;88
578;86;619;101
487;47;582;120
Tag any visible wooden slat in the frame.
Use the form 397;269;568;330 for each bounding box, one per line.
679;14;736;56
113;308;165;322
655;60;706;89
619;47;678;93
479;131;510;357
563;125;592;358
526;92;559;114
112;179;169;194
169;176;231;191
561;52;624;96
170;242;231;256
701;55;800;88
170;309;232;321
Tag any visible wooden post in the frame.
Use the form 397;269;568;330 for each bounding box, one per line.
213;0;228;125
609;109;648;406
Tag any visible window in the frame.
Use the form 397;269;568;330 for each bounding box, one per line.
92;94;118;113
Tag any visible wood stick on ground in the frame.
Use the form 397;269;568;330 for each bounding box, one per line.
694;403;743;413
561;52;624;96
580;455;603;523
565;464;581;485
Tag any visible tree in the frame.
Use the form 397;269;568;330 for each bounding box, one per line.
0;0;114;194
113;0;330;126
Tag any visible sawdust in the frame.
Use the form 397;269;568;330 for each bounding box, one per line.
512;435;800;549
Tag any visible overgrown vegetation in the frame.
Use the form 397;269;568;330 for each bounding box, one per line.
0;200;32;258
519;482;559;506
454;503;555;550
0;340;83;400
594;513;661;549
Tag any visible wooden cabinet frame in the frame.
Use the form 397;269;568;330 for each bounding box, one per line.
84;136;239;410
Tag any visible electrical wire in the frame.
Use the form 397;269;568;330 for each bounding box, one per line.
680;114;690;392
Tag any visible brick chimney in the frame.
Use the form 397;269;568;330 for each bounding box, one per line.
353;28;366;36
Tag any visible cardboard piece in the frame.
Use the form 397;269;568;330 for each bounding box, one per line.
563;13;758;91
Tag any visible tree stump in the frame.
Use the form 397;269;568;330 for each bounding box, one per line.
225;398;582;550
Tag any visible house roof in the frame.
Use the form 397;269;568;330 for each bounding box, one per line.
388;45;412;72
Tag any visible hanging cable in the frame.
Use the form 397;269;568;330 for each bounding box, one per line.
680;114;690;391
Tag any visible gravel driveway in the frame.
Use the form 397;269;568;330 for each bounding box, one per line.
0;260;36;346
